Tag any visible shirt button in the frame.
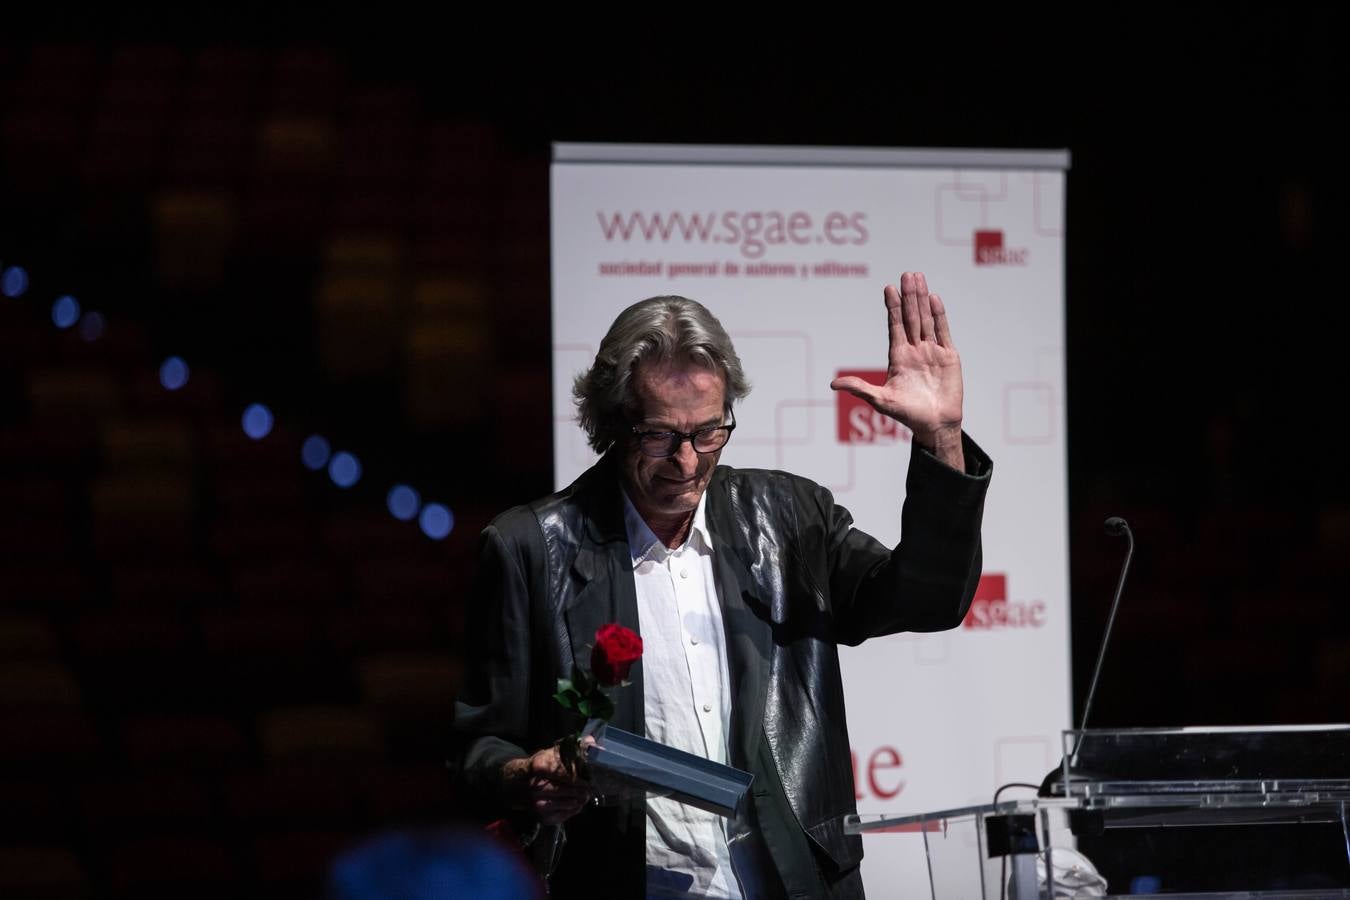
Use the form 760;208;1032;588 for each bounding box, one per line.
679;568;689;579
702;703;712;713
689;635;699;646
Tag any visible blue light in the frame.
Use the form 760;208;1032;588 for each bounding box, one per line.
78;311;105;342
1129;875;1162;894
329;451;362;489
159;356;190;391
52;295;81;329
419;503;454;540
241;403;274;440
301;435;332;470
1;266;28;298
387;485;421;521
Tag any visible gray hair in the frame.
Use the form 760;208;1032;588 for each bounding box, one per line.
573;295;751;453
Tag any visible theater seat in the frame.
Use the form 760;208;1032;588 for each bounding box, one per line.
0;844;91;899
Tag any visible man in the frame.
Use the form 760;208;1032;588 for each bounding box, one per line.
453;272;991;898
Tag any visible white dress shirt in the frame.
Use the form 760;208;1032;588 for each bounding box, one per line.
622;489;742;900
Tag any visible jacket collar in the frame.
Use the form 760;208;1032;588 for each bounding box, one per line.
704;467;773;771
564;452;645;735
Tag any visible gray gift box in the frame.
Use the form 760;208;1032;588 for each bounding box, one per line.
583;719;754;819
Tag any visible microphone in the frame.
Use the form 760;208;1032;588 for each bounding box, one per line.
1039;516;1135;795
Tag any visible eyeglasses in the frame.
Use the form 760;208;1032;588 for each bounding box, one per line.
631;415;736;458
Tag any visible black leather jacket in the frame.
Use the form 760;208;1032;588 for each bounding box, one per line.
452;435;991;898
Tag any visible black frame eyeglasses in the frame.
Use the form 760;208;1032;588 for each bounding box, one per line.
631;414;736;458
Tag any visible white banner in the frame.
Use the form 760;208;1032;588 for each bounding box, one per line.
550;144;1071;894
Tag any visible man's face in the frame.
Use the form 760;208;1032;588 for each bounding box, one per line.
621;360;727;529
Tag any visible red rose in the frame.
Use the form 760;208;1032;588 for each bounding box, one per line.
590;624;643;687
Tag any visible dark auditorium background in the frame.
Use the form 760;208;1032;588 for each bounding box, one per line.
2;16;1347;897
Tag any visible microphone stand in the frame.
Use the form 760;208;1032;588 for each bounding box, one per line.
1039;516;1134;796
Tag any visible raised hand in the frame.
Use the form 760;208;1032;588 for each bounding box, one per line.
830;271;965;470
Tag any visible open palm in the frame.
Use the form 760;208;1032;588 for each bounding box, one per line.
830;272;963;453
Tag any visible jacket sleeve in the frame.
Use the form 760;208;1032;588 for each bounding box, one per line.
450;515;539;811
820;431;992;645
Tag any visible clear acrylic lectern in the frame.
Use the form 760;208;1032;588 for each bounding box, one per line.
846;725;1350;899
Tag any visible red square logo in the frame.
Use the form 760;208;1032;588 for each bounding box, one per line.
972;573;1006;603
962;573;1046;630
974;230;1004;266
836;370;909;443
